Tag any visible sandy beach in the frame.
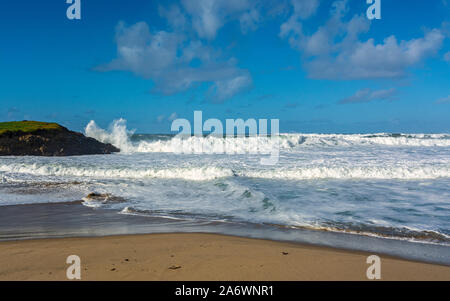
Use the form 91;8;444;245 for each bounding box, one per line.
2;0;450;286
0;233;449;281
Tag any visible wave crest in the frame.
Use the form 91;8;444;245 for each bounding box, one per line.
84;119;450;154
85;119;135;153
1;163;449;180
0;164;234;181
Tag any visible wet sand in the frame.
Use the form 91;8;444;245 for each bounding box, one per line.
0;233;449;281
0;202;449;280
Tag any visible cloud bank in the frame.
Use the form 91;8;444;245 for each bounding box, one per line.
436;95;450;104
339;88;397;104
96;0;448;103
280;0;445;80
96;21;251;102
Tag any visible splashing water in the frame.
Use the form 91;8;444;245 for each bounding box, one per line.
1;118;450;247
85;119;136;153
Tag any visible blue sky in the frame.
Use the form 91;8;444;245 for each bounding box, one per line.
1;0;449;133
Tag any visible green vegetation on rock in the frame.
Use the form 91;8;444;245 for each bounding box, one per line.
0;121;65;135
0;120;119;156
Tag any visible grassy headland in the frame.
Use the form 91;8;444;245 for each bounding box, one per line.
0;120;119;156
0;121;65;135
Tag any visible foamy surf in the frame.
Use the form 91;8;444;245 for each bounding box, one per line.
240;165;450;180
1;118;449;249
0;163;233;181
84;119;450;154
1;162;449;180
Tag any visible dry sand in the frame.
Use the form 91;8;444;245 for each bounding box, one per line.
0;233;449;281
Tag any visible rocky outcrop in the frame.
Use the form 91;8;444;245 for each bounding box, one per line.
82;193;127;204
0;126;119;156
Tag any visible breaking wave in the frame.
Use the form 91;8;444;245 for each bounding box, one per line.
1;163;449;180
118;207;450;244
240;166;450;180
0;164;234;181
85;119;136;153
85;119;450;154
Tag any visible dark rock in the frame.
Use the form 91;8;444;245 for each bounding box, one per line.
169;265;181;270
0;126;119;156
83;192;127;203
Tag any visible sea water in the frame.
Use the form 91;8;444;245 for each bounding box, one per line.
0;120;449;252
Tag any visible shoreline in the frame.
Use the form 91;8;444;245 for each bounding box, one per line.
1;201;450;266
1;201;450;265
1;232;449;280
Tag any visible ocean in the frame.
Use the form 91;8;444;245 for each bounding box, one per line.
1;120;449;264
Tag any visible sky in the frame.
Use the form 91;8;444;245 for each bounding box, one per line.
1;0;449;133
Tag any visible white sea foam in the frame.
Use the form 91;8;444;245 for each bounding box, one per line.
240;165;450;180
85;119;136;153
1;163;448;180
290;133;450;147
2;119;449;247
84;119;450;154
0;163;233;181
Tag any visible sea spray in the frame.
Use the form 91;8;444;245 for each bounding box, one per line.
84;119;450;154
85;119;135;153
2;119;449;246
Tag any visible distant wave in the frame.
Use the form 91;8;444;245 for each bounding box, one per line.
1;163;449;180
85;119;450;154
240;166;450;180
0;164;233;181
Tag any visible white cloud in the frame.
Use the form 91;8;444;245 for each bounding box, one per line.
436;95;450;104
156;115;165;123
169;0;288;39
444;51;450;62
281;0;367;54
168;112;178;121
281;0;445;80
209;75;252;102
158;5;187;30
308;29;444;79
443;21;450;37
240;9;260;34
280;0;320;47
339;88;397;104
96;21;251;102
180;0;252;39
